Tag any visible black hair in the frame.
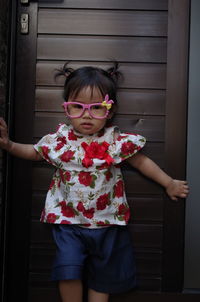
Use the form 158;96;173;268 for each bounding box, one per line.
55;62;123;112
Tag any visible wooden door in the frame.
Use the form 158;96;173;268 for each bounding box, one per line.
2;0;190;301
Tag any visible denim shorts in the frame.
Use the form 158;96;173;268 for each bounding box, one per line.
51;225;136;294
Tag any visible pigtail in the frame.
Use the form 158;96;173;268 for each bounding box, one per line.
54;62;74;81
106;61;123;84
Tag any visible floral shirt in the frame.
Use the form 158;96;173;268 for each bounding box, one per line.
34;124;146;228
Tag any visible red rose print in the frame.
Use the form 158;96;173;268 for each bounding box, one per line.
55;136;66;151
82;157;93;168
117;135;128;141
60;150;74;162
59;201;76;218
96;221;111;226
105;170;112;181
121;141;136;156
55;142;64;151
81;141;113;166
68;130;77;141
96;221;105;226
114;180;124;198
57;136;66;143
82;141;109;159
60;220;71;224
46;213;57;223
83;208;95;219
78;171;93;187
77;202;94;219
118;204;130;223
77;201;85;212
59;169;71;183
96;193;110;210
41;146;50;161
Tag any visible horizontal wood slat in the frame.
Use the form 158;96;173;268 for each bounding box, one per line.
33;114;165;142
123;170;163;195
37;36;167;64
28;288;60;302
128;224;162;248
129;197;164;223
36;62;167;88
39;0;168;10
135;251;162;275
38;9;167;37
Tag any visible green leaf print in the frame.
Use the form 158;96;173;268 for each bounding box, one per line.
50;185;56;196
89;174;97;189
88;192;95;200
117;216;124;221
139;138;146;143
54;199;60;207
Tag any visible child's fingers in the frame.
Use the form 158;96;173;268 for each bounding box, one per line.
0;117;7;128
0;125;8;139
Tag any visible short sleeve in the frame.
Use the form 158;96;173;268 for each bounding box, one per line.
112;131;146;164
33;124;66;166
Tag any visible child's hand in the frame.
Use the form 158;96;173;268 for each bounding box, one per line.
0;117;11;151
166;179;189;201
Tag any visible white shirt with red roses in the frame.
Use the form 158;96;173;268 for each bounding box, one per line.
34;124;146;228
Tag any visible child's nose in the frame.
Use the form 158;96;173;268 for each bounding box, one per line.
82;108;92;118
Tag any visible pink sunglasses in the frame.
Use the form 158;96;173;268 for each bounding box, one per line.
62;95;114;120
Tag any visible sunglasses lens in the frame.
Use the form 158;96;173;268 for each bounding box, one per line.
66;103;84;117
90;104;107;118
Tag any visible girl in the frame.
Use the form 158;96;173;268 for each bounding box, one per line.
0;63;189;302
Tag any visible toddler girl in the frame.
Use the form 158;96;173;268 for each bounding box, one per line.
0;63;189;302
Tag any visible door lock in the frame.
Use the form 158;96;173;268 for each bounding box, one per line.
20;13;29;34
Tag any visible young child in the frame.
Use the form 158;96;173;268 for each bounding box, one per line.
0;63;189;302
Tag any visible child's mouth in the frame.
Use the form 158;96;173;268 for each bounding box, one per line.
81;123;93;129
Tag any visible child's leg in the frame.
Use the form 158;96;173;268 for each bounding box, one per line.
88;288;109;302
59;280;83;302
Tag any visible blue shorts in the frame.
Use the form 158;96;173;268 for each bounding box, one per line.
51;225;136;294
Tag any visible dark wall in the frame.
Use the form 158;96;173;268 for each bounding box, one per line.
0;0;9;254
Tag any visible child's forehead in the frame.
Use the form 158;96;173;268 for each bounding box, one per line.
70;86;104;100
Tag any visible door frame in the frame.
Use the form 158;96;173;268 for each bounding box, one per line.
1;0;192;301
162;0;190;292
2;1;38;301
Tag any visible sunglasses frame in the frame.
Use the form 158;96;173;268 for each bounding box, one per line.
62;101;110;119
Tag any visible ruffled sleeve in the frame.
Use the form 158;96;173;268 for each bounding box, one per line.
33;124;67;167
112;129;146;164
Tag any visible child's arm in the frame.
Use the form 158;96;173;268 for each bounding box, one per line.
127;153;189;201
0;117;42;161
